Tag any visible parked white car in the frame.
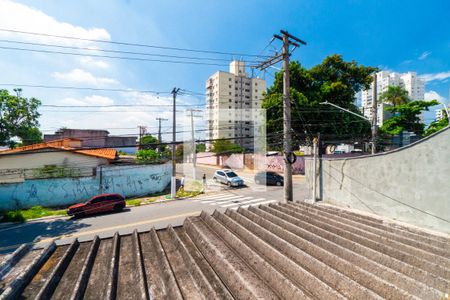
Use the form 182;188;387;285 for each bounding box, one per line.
213;169;244;187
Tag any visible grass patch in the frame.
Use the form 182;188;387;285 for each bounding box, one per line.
125;199;142;207
1;206;67;223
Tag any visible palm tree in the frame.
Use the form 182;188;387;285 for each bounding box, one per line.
379;86;410;106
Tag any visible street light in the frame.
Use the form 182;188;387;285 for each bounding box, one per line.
319;101;374;152
319;101;370;121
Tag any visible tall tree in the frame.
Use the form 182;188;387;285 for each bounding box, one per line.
380;86;410;106
0;89;42;147
380;100;439;136
263;55;377;147
424;113;449;136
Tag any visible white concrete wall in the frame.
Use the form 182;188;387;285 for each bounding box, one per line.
305;127;450;233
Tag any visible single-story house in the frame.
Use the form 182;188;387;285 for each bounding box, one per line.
0;138;117;182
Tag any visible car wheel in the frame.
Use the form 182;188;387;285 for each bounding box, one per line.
227;182;231;187
276;181;282;186
114;204;124;212
213;177;217;182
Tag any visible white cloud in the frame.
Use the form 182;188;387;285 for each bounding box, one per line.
418;51;431;60
79;57;110;69
419;71;450;82
61;95;115;106
52;68;119;86
0;0;110;46
424;90;446;103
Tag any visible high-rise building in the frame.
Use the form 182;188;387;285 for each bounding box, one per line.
435;104;449;121
206;61;266;150
360;71;425;125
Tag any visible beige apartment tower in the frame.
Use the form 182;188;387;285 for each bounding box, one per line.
206;61;266;150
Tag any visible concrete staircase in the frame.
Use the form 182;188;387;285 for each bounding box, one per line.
0;202;449;299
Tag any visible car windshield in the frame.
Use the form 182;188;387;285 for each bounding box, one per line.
226;172;238;178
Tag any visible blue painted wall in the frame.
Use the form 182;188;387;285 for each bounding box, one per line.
0;163;171;210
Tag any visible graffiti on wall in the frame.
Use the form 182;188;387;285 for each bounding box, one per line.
0;163;171;210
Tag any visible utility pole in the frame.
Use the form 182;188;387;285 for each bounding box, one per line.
156;117;168;152
171;87;180;199
187;109;202;179
371;73;378;154
138;125;147;150
255;30;306;203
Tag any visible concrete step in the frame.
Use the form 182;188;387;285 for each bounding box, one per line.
83;237;115;299
314;202;450;247
203;211;310;299
255;204;444;299
283;203;450;280
299;201;450;254
275;203;450;292
184;214;281;299
228;206;413;300
168;227;233;299
139;229;183;300
0;243;55;300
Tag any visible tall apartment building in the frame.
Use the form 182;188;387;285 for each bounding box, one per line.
435;104;450;121
361;71;425;125
206;61;266;150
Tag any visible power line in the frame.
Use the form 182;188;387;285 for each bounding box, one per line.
0;28;270;58
0;83;170;94
0;39;257;63
0;45;231;67
41;103;204;108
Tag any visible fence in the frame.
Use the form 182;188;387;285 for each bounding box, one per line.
0;163;171;211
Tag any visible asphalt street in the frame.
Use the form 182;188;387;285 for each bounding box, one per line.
0;164;307;254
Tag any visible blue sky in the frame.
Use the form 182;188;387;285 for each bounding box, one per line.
0;0;449;139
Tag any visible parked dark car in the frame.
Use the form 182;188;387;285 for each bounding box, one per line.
254;171;284;186
67;193;125;217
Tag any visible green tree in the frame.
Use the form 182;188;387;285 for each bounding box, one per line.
424;113;449;136
140;134;159;150
196;143;206;153
136;149;163;163
380;86;410;106
211;139;243;154
263;55;376;145
0;89;42;146
380;100;439;135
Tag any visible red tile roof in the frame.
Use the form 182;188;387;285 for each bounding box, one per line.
0;138;117;160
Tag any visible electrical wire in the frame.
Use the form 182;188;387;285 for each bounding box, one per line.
0;28;270;58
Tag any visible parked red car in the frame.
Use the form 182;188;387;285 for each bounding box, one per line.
67;193;125;217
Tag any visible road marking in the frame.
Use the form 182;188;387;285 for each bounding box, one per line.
201;195;242;203
212;196;254;206
37;211;201;244
193;193;229;201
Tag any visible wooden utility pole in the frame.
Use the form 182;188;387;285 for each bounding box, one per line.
156;117;168;152
255;30;306;202
281;32;293;202
171;87;180;199
138;125;147;149
371;73;378;154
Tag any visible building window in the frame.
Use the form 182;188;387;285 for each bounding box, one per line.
229;92;232;95
229;85;232;88
229;78;232;81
